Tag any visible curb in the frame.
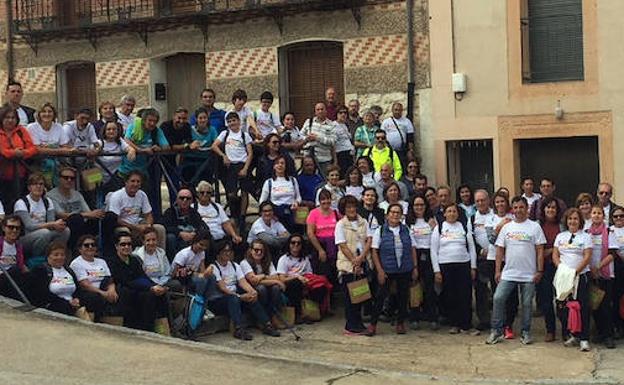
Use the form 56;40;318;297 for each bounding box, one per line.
1;295;619;385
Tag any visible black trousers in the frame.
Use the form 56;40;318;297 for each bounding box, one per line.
613;257;624;332
284;279;304;317
440;262;472;330
412;249;437;322
593;278;614;338
340;273;366;332
117;287;168;331
371;271;411;325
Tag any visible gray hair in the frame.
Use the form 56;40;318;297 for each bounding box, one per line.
120;95;136;104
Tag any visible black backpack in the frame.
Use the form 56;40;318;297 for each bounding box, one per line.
436;217;470;252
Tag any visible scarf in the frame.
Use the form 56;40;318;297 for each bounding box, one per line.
587;222;611;279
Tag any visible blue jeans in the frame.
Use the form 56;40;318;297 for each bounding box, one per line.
492;280;535;333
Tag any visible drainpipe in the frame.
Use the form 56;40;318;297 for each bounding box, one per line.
6;0;15;81
406;0;415;123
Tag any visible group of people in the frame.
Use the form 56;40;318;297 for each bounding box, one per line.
0;81;621;351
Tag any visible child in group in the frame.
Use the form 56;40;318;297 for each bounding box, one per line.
228;89;259;139
254;91;283;140
98;121;136;191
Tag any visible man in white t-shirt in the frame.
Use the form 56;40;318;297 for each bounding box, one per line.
471;189;496;330
380;102;415;169
254;91;283;139
62;108;100;153
486;196;545;345
103;170;166;255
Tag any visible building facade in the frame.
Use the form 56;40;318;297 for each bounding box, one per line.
1;0;431;145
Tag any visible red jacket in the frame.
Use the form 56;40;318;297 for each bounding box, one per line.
0;125;37;180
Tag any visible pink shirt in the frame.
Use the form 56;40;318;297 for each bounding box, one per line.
307;208;339;238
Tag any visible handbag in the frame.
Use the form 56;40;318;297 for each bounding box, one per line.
81;167;103;191
589;283;606;311
347;275;372;304
409;281;424;308
294;206;310;225
301;299;321;321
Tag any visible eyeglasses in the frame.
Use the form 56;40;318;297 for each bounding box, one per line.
614;214;624;219
82;242;96;248
4;225;20;231
198;191;212;195
178;196;193;201
598;191;611;195
118;242;132;247
60;175;76;180
290;241;302;245
252;248;264;253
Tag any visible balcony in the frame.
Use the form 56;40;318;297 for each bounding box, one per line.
12;0;388;48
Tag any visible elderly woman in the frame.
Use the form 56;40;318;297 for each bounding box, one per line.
69;234;118;321
108;231;169;333
29;241;82;316
247;201;290;262
335;195;370;335
240;239;285;319
133;227;171;286
552;208;593;352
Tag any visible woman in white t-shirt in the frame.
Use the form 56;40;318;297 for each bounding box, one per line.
575;193;594;230
171;232;214;301
241;239;285;318
276;234;314;323
134;227;171;286
98;121;136;188
430;203;477;334
344;166;364;201
259;155;302;232
209;241;280;340
406;193;438;329
379;182;408;216
609;206;624;339
29;241;82;316
247;202;290;260
69;234;119;321
280;112;304;158
356;156;377;188
552;207;592;351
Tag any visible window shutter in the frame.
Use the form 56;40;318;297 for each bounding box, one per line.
65;63;96;120
528;0;584;83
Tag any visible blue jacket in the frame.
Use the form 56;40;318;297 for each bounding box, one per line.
379;223;413;274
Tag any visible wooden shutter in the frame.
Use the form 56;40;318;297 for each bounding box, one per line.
528;0;584;83
166;53;206;118
65;62;96;120
287;41;344;127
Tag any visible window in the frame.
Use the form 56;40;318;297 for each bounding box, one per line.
521;0;584;83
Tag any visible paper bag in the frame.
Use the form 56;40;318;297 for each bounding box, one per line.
589;284;605;311
410;281;424;308
347;277;372;304
272;306;296;329
82;167;103;191
294;207;310;225
301;299;321;321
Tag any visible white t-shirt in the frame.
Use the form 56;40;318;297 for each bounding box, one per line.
196;202;229;240
62;121;99;149
216;129;252;163
586;227;614;278
14;195;53;225
380;116;414;151
49;267;77;301
522;193;542;209
226;106;253;133
410;218;433;250
99;140;130;181
240;259;277;276
335;122;354;153
107;188;151;225
69;256;111;288
247;218;288;244
345;186;364;201
142;251;163;281
430;222;477;273
16;107;28;127
212;260;244;293
495;219;546;282
259;177;301;207
27;122;69;147
334;219;371;255
372;224;417;269
554;231;592;274
362;172;376;188
254;109;281;138
0;200;4;216
486;213;515;260
471;209;495;260
0;240;17;273
172;246;205;272
609;226;624;276
276;254;313;276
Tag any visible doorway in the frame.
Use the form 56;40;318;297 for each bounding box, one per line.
446;139;494;194
166;53;206;118
281;41;344;126
57;61;96;121
518;136;599;206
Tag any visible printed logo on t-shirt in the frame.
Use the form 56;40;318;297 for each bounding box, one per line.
558;240;583;251
287;263;305;275
51;275;74;286
121;206;141;217
86;268;107;279
30;211;46;223
591;235;602;246
505;231;532;242
441;229;465;240
225;136;244;148
411;226;432;236
0;254;17;267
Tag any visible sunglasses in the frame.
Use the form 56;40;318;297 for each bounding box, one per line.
290;241;302;245
598;191;611;195
4;225;21;231
60;175;76;180
613;214;624;219
178;196;193;201
82;242;96;248
118;242;132;247
198;191;212;195
252;248;264;253
375;137;386;141
270;141;280;145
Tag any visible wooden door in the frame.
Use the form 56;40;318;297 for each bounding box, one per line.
166;53;206;118
65;62;96;120
287;41;344;126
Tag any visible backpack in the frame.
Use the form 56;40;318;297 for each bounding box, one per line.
220;130;248;155
267;177;296;202
20;195;50;213
186;293;206;332
436;217;470;252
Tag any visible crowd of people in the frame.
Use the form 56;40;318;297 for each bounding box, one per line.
0;81;622;351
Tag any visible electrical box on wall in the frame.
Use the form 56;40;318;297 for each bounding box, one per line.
155;83;166;101
452;73;467;93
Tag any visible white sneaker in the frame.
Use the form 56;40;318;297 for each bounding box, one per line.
580;340;591;352
564;336;579;347
520;331;533;345
485;330;504;345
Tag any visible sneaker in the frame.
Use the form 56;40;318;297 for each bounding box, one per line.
409;321;420;330
449;327;460;334
485;330;504;345
396;322;407;335
605;337;616;349
364;324;377;337
503;326;514;339
233;327;253;341
261;324;281;337
564;336;579;347
520;331;533;345
430;321;440;331
580;340;591;352
544;332;555;342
